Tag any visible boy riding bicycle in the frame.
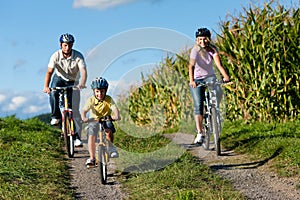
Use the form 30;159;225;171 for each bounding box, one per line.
81;77;120;167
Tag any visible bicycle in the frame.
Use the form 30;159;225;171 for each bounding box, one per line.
85;116;115;184
195;77;230;156
50;86;77;158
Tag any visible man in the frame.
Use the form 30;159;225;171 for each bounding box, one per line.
43;33;87;147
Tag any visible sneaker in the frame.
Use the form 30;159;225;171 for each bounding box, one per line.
50;118;60;125
194;133;204;144
85;158;96;168
74;139;83;147
109;147;119;158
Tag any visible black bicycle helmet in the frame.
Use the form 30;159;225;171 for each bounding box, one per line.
59;33;75;43
91;77;109;89
195;28;211;38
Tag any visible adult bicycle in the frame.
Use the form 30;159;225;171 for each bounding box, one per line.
50;86;77;158
196;77;230;156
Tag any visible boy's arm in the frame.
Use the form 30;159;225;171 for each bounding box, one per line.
111;105;121;121
81;109;89;123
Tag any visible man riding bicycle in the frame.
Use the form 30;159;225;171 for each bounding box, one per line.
43;33;87;147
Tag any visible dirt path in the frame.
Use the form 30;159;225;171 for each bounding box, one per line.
165;133;300;200
68;138;126;200
68;133;299;200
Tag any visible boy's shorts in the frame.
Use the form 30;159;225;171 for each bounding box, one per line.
87;121;116;136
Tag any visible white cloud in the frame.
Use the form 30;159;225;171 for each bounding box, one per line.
73;0;137;10
0;94;6;103
6;96;27;111
0;90;50;119
23;105;45;114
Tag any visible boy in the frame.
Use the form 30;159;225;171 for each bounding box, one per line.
81;77;120;167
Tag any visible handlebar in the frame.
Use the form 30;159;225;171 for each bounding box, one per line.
49;86;80;91
195;80;232;87
82;116;115;123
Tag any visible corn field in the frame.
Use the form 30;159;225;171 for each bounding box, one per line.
117;0;299;131
217;1;299;122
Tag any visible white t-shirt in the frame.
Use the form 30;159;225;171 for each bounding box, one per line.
48;49;86;81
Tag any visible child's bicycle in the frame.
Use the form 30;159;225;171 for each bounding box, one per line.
195;77;230;156
85;116;115;184
98;116;114;184
50;86;78;158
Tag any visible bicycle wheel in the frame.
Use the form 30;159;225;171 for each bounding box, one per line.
98;145;108;184
63;113;75;158
202;114;210;150
211;107;221;156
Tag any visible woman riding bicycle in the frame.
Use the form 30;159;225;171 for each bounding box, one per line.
189;28;229;144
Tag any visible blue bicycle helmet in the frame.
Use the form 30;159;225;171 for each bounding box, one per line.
195;28;211;38
59;33;75;43
91;77;109;89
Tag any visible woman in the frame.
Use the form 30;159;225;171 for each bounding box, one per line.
189;28;229;144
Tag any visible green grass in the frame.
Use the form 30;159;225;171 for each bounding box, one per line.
1;115;299;199
0;116;73;199
221;120;300;178
120;153;244;200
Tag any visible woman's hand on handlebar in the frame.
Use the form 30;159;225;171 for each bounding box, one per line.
189;81;196;88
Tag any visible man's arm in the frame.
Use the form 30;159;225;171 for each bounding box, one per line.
78;67;87;89
43;67;54;94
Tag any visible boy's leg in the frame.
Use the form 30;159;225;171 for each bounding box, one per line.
85;122;99;166
88;135;97;159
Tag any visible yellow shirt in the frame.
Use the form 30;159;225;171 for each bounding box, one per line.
83;95;116;119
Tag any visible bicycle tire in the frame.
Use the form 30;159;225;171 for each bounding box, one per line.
211;107;221;156
63;113;75;158
202;114;210;150
98;145;108;184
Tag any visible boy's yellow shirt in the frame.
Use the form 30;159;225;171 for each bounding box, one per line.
83;95;116;119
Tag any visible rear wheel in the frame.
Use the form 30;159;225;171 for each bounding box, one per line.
63;113;74;158
98;145;107;184
211;107;221;156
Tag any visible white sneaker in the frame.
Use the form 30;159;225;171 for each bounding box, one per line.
74;139;83;147
194;133;204;144
50;118;60;125
109;147;119;158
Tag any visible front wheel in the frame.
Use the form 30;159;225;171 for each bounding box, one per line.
211;107;221;156
98;145;108;184
63;113;75;158
202;116;210;150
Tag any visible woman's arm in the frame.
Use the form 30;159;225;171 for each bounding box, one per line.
213;54;229;82
189;58;196;88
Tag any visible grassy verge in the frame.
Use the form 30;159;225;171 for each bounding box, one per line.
0;116;73;199
221;120;300;178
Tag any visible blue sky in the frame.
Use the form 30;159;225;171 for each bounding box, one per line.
0;0;297;119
